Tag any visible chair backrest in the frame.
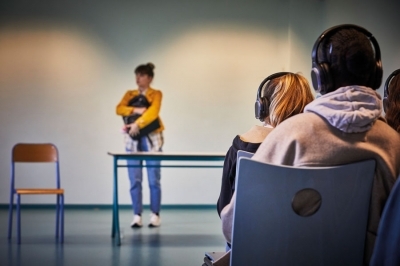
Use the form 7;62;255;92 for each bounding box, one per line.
230;158;376;266
11;143;60;188
235;150;254;178
237;150;254;160
13;143;58;162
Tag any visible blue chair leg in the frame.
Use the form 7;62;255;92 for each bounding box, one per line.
17;194;21;245
111;204;115;238
60;194;64;244
8;192;14;240
56;195;60;239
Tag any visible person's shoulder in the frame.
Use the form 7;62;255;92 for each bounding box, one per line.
253;113;326;164
375;117;397;129
231;135;243;149
148;87;162;93
240;125;273;143
259;112;330;148
125;89;139;96
274;112;326;133
222;136;240;159
373;118;400;141
147;87;162;98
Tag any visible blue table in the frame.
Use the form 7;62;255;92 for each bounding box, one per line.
107;151;226;245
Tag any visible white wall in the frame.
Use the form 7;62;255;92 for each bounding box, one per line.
0;0;399;205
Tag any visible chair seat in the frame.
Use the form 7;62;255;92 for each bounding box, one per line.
16;188;64;195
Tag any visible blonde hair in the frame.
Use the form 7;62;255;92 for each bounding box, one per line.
263;73;314;127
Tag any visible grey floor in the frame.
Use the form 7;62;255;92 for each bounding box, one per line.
0;207;226;266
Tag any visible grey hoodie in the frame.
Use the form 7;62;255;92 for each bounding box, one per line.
305;85;382;133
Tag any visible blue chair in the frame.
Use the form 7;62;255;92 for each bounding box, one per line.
230;158;375;266
7;143;64;244
370;175;400;266
236;150;254;160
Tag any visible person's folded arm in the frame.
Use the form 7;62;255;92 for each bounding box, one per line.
135;90;162;129
116;91;136;116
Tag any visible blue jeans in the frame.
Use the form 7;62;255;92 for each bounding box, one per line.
125;133;163;215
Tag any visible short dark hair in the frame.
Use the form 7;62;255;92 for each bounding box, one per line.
325;28;377;89
135;62;155;77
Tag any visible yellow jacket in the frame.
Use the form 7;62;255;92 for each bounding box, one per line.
116;87;164;132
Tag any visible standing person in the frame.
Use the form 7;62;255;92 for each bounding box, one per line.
221;24;400;264
217;72;314;217
383;69;400;133
116;62;164;228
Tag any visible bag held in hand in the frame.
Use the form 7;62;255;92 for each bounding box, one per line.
123;94;161;140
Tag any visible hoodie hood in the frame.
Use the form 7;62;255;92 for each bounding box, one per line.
304;86;382;133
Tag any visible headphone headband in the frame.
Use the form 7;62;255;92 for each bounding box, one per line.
256;72;291;100
384;69;400;98
255;72;292;121
383;69;400;113
311;24;382;94
311;24;381;66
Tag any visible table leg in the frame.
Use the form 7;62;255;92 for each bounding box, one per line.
111;156;115;238
112;156;121;245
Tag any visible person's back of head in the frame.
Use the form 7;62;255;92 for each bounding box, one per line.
255;72;314;127
384;69;400;133
311;24;383;95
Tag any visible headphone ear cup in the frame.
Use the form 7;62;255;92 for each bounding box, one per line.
262;97;270;118
311;65;322;93
311;62;333;95
254;99;262;120
255;97;269;122
383;71;391;114
260;97;269;121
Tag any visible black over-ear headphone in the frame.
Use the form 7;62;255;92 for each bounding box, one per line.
255;72;291;121
383;69;400;112
311;24;383;95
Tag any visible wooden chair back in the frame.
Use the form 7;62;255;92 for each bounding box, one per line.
13;143;58;163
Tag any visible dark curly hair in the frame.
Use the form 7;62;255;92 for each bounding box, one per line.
135;62;155;77
323;28;377;90
385;73;400;133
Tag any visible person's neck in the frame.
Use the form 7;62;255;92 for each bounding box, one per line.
138;86;149;93
263;122;273;128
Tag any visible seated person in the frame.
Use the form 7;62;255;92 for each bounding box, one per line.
217;72;314;217
221;24;400;265
369;69;400;265
383;69;400;133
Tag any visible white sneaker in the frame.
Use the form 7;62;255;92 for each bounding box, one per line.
130;214;143;228
148;213;161;227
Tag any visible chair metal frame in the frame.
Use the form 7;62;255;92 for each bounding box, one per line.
7;143;64;244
